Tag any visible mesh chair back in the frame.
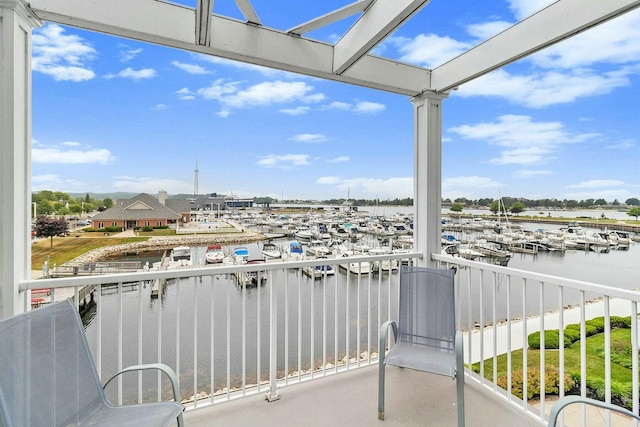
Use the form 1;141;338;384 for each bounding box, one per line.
398;266;455;348
0;300;104;427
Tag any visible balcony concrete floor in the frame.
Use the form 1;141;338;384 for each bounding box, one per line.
182;365;544;427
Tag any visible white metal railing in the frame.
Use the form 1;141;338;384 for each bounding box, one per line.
433;253;640;427
19;252;420;411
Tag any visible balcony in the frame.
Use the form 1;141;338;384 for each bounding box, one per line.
18;252;640;426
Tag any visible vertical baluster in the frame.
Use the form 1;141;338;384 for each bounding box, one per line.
580;291;587;427
506;273;512;402
479;269;485;382
138;279;143;404
492;271;498;390
522;278;528;411
604;296;611;426
117;282;123;405
539;281;545;420
267;271;279;401
631;301;638;427
558;285;565;426
193;277;198;406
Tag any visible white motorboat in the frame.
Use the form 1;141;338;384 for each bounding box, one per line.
262;242;282;259
205;244;225;264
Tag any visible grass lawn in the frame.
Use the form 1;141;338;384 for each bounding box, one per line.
32;235;148;269
473;328;636;400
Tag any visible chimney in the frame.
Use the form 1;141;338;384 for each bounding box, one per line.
158;190;167;205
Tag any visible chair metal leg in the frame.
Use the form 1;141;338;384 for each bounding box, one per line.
378;320;397;421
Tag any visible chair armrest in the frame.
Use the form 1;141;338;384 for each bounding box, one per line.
379;320;398;361
547;395;640;427
103;363;182;408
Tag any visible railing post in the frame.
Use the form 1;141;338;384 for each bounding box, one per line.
266;271;280;402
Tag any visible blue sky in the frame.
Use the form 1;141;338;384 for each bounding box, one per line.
31;0;640;203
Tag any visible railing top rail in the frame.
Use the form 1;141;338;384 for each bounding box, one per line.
432;253;640;302
20;251;423;291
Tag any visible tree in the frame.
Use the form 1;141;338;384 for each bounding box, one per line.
489;200;500;214
103;197;114;208
510;202;526;215
34;215;68;248
626;198;640;206
628;207;640;221
450;203;464;214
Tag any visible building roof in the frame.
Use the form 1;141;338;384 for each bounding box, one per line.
92;193;182;221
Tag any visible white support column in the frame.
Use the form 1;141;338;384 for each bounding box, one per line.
411;91;447;268
0;0;41;317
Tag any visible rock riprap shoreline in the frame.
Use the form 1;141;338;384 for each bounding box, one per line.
68;231;266;265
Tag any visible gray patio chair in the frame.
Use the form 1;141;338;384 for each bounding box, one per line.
378;266;464;426
548;395;640;426
0;299;184;427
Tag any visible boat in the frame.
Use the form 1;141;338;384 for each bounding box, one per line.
169;246;192;267
234;258;267;287
338;251;371;275
306;240;332;257
302;263;336;279
170;246;191;261
205;244;225;264
368;247;399;271
233;246;250;263
262;242;282;259
288;241;304;258
441;244;483;260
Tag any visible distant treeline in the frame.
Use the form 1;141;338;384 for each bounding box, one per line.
258;196;640;209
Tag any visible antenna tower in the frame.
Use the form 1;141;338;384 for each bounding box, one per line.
194;160;199;197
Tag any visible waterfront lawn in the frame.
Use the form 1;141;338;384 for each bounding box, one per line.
32;236;147;269
473;328;635;401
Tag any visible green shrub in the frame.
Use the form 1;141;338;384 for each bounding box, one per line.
586;317;605;333
587;378;634;410
562;327;580;344
497;367;574;400
528;330;573;349
104;226;122;233
152;225;169;229
141;226;153;232
566;323;598;337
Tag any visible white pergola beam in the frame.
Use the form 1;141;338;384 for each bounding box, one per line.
431;0;640;92
333;0;430;75
28;0;430;96
234;0;261;25
195;0;213;46
287;0;373;36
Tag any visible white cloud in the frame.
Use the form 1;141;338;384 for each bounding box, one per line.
327;156;350;163
466;21;513;40
457;68;631;108
152;104;168;110
119;46;142;62
112;176;193;194
280;106;310;115
443;176;502;189
257;154;311;168
513;169;553;179
322;100;385;114
316;176;413;199
175;87;196;100
33;143;116;164
32;24;96;82
106;67;157;80
223;81;323;108
196;55;299;78
388;34;471;68
507;0;555;20
605;140;635;150
172;61;210;74
32;174;89;192
448;115;599;165
290;134;328;144
567;180;625;189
